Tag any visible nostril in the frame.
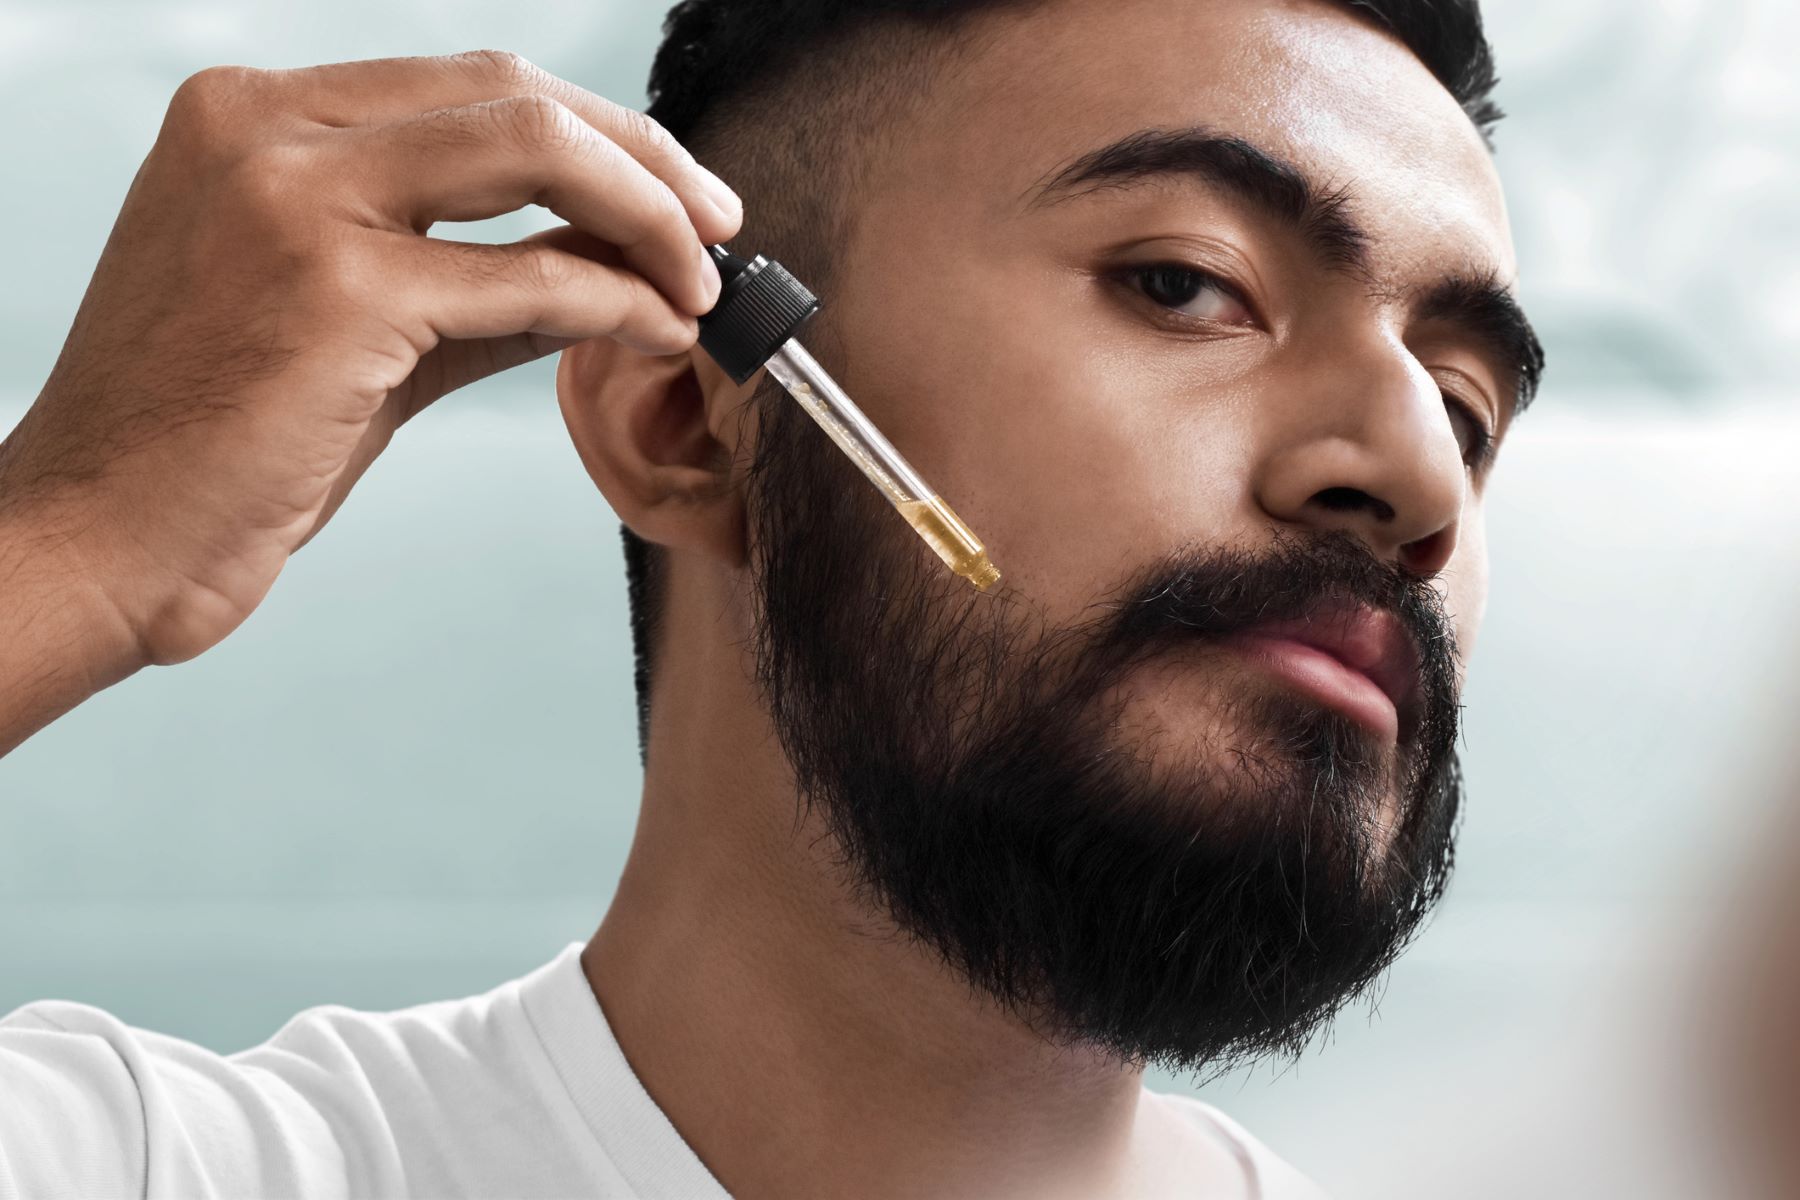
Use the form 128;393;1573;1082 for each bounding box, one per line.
1312;486;1397;523
1399;527;1456;577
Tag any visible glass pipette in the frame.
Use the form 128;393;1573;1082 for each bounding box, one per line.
694;245;1000;592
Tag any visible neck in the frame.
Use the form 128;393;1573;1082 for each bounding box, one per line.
579;571;1217;1199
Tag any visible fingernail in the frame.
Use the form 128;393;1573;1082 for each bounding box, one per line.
695;164;742;221
699;247;722;308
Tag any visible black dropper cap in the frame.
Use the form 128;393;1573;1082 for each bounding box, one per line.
695;245;822;385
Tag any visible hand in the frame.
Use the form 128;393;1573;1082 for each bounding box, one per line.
0;49;740;670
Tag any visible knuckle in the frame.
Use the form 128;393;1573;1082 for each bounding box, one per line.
600;268;652;328
223;139;319;213
458;48;541;90
172;64;248;107
501;93;587;157
614;105;682;162
166;64;260;143
513;243;575;293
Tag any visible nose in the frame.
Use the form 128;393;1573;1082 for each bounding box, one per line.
1252;337;1468;576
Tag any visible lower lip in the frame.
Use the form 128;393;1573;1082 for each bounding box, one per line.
1223;634;1399;743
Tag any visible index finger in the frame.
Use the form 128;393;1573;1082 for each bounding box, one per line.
262;49;744;246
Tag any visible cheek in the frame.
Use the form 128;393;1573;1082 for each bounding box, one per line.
829;248;1261;623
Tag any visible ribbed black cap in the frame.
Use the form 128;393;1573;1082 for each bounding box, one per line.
696;245;821;385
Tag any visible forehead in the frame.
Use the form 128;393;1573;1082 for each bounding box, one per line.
871;0;1515;281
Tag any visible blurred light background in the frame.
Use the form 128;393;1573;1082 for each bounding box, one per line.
2;2;1797;1197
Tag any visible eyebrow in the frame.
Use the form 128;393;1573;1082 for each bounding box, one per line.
1027;126;1373;276
1415;273;1546;414
1026;125;1547;412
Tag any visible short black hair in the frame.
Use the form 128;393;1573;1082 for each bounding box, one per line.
648;0;1503;147
620;0;1506;764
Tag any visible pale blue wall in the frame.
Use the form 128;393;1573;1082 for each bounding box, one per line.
2;3;1797;1196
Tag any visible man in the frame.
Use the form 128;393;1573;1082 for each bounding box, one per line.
0;0;1543;1195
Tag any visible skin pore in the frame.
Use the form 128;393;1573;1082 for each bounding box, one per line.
556;0;1524;1196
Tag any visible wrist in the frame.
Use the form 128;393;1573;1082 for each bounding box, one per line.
0;476;151;744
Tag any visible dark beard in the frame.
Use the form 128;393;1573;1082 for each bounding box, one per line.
743;377;1464;1076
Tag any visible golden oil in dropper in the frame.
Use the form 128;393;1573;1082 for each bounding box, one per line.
695;245;1001;592
894;498;1001;592
780;368;1000;592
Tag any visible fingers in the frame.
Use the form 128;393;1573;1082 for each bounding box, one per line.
347;93;723;317
375;225;701;360
265;49;743;245
169;51;743;320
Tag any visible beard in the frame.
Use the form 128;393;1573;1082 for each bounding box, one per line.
742;376;1464;1076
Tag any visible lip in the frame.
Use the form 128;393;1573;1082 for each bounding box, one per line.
1221;604;1422;743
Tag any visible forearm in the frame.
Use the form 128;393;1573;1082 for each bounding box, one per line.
0;480;145;758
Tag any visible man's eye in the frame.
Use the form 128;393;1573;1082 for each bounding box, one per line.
1127;264;1256;326
1443;392;1496;473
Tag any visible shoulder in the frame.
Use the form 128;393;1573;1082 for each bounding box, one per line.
0;999;158;1197
0;955;569;1198
1146;1090;1333;1200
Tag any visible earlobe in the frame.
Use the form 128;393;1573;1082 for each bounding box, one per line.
555;336;750;570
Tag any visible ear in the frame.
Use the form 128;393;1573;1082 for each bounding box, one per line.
555;336;752;570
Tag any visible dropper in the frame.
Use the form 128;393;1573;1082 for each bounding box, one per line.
694;244;1000;592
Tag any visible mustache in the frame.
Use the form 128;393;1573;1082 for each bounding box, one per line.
1080;529;1463;744
1102;530;1441;638
1097;529;1450;652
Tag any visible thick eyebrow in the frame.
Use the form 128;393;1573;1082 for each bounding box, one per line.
1025;126;1373;276
1028;125;1548;413
1415;273;1546;414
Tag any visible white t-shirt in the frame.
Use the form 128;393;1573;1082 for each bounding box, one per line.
0;942;1327;1199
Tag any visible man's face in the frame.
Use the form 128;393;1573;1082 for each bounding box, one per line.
832;0;1519;707
733;0;1530;1070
